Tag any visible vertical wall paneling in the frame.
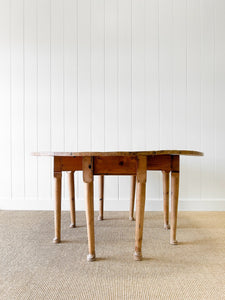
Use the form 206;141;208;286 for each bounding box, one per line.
91;0;105;200
145;0;161;206
173;0;187;201
77;0;92;206
215;0;225;200
51;0;64;152
64;0;78;152
37;0;52;206
77;0;91;152
158;0;174;204
200;0;215;200
104;0;119;205
24;0;38;201
173;0;187;149
63;0;78;206
158;0;173;149
145;0;160;150
186;0;201;200
132;0;146;150
0;0;225;210
51;0;65;202
11;0;25;200
118;0;132;152
0;0;11;206
91;0;105;152
118;0;132;202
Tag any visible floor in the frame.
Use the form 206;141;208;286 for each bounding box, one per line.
0;211;225;299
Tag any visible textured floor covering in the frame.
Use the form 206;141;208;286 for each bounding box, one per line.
0;211;225;300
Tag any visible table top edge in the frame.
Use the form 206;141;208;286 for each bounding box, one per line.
31;150;204;157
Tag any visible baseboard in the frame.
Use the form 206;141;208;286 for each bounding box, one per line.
0;197;225;211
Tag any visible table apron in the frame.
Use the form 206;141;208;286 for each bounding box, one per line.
54;155;179;174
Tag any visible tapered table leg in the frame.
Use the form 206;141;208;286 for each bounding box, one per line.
85;181;95;261
83;156;95;262
98;175;104;221
129;175;136;221
170;171;179;245
134;156;147;261
162;171;170;230
53;171;62;243
68;171;76;228
134;182;146;261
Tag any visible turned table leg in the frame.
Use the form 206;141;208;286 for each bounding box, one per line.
134;156;147;261
98;175;104;221
68;171;76;228
129;175;136;221
162;171;170;230
83;156;95;262
53;171;62;243
170;171;179;245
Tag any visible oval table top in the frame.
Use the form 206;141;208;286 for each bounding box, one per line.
32;150;203;157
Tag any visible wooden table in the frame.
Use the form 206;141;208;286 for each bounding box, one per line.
33;150;203;262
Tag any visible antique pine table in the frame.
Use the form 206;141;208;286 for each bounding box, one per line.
32;150;203;262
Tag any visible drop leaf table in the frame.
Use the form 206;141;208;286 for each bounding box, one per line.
32;150;203;262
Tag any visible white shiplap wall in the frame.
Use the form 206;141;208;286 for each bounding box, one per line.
0;0;225;211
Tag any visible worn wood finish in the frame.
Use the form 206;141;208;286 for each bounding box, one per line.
98;175;104;221
171;155;180;172
32;150;204;157
68;171;76;228
47;152;200;175
129;175;136;221
170;171;180;245
147;155;171;171
83;156;93;183
84;181;95;262
134;156;147;261
54;156;62;172
137;156;147;183
53;171;62;243
34;150;202;260
162;171;170;230
83;156;95;261
134;182;146;261
61;156;82;171
93;156;137;175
